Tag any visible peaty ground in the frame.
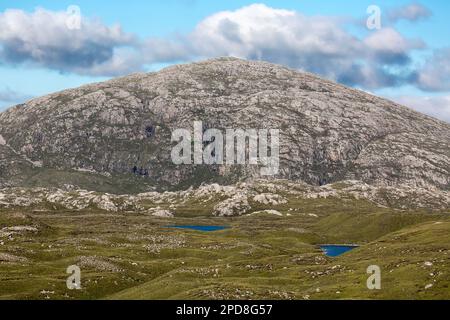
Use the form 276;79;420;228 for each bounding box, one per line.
0;198;449;300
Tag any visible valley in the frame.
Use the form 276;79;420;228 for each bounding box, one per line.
1;182;448;300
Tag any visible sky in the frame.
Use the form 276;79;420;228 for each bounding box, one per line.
1;0;450;122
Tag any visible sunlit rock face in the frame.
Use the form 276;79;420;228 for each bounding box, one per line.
0;57;449;193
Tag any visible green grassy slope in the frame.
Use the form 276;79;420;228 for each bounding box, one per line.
0;201;448;300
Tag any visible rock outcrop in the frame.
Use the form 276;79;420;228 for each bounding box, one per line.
1;180;449;216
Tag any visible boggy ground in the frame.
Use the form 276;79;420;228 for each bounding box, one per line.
0;197;449;300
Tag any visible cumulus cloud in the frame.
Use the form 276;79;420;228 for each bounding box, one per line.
189;5;363;63
364;28;425;65
141;38;193;64
414;48;450;92
0;8;138;76
387;3;432;23
0;4;446;92
180;4;423;89
393;95;450;123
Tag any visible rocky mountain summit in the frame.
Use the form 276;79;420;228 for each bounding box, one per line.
0;57;449;193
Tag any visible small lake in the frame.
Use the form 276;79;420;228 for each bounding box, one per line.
320;245;359;257
166;225;229;232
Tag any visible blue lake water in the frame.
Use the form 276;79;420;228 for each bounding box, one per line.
166;225;229;232
320;245;359;257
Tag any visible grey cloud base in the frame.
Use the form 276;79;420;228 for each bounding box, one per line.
0;8;137;76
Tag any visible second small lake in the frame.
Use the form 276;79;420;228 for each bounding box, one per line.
166;225;229;232
320;245;359;257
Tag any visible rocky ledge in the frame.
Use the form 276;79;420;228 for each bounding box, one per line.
1;180;449;216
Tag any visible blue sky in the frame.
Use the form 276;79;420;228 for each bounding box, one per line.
1;1;450;122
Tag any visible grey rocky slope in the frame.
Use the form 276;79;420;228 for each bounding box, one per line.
0;57;449;193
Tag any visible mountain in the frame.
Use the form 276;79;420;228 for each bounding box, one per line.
1;57;449;193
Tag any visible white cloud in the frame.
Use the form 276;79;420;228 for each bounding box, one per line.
0;8;138;76
184;4;421;89
364;28;424;57
415;48;450;92
0;4;448;93
393;95;450;123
